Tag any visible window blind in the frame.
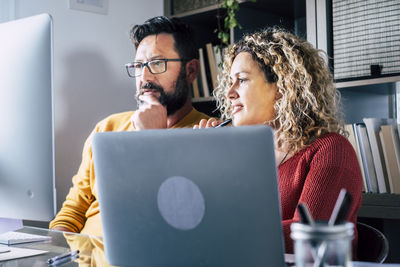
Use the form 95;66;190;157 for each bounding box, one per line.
332;0;400;81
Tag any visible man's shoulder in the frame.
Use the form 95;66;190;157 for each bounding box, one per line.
173;108;212;128
95;111;135;132
190;108;212;122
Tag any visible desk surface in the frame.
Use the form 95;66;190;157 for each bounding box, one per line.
1;227;400;267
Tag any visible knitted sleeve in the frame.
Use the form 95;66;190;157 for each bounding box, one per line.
49;127;97;232
280;135;363;254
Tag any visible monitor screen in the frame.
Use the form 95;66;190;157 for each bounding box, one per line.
0;14;55;225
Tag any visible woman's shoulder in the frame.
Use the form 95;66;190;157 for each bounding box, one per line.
305;132;356;162
287;132;354;163
311;132;351;149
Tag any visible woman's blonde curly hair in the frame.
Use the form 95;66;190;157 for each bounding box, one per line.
214;27;345;152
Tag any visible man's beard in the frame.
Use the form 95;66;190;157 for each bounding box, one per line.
136;68;190;116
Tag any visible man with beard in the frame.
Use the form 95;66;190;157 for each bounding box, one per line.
50;16;210;235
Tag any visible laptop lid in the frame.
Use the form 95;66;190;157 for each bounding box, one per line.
93;125;285;267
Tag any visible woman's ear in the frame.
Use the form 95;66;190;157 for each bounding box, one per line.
185;59;199;83
274;84;282;100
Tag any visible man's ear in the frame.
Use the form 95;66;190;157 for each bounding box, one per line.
185;59;199;84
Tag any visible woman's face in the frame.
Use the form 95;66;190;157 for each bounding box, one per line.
227;52;278;126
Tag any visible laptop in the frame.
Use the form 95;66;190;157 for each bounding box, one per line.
92;125;285;267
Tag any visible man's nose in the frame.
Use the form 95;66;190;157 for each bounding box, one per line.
141;65;155;81
137;66;154;88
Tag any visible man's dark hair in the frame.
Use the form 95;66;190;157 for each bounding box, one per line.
130;16;197;60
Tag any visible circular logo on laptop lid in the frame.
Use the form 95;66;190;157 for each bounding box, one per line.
157;176;205;230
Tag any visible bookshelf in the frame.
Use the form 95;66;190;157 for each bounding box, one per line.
165;0;306;116
336;76;400;89
359;193;400;219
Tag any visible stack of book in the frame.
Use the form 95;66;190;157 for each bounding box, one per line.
191;43;226;100
345;118;400;194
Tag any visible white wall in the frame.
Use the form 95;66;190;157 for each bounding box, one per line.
15;0;163;213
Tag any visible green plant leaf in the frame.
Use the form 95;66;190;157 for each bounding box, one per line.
232;1;239;9
222;32;230;44
216;0;257;46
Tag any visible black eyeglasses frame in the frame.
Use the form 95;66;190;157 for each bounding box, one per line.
125;58;188;78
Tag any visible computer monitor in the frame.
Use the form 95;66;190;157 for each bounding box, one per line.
0;14;56;231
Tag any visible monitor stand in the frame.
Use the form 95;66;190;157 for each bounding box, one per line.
0;217;23;234
0;217;23;252
0;246;10;253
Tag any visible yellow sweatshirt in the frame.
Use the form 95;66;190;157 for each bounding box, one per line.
49;108;210;236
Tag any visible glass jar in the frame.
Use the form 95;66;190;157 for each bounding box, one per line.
290;222;354;267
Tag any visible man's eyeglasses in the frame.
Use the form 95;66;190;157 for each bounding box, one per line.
125;58;187;78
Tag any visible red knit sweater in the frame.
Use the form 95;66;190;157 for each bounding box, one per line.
278;133;363;254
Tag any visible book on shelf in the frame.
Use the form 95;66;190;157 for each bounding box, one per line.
194;44;228;101
192;76;201;99
205;43;218;91
196;44;228;100
198;47;210;97
379;125;400;194
345;124;368;192
363;118;395;193
355;123;379;193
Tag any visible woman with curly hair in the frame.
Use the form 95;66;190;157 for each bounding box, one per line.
195;28;363;254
